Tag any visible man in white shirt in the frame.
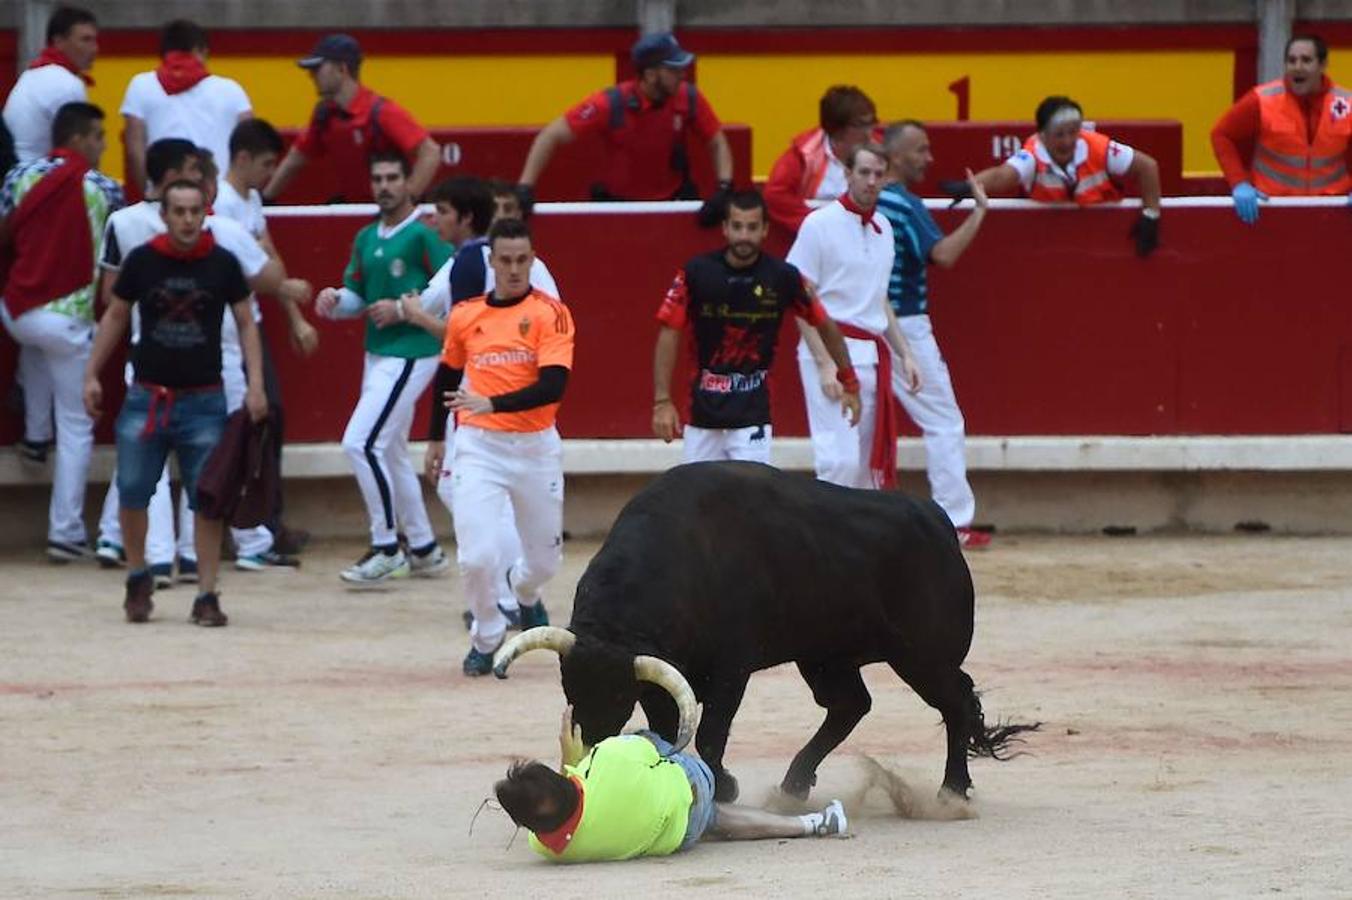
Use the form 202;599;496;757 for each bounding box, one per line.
120;19;251;196
2;5;98;462
792;142;921;491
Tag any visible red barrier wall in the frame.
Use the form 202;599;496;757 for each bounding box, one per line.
268;125;754;205
3;202;1350;446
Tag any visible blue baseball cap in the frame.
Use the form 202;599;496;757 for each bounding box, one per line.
298;33;362;70
631;32;694;70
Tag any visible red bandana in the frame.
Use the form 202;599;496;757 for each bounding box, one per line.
155;51;209;95
28;47;93;86
149;230;217;261
532;777;585;855
838;193;881;234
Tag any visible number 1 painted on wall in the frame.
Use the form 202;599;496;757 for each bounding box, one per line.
948;76;970;121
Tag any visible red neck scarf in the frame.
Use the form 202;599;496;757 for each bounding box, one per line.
150;229;216;261
155;51;209;95
28;46;92;86
532;777;585;855
838;193;881;233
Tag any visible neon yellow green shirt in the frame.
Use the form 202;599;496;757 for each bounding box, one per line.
528;734;693;863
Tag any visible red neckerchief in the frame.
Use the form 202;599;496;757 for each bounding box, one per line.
28;46;93;86
155;51;209;94
836;322;899;490
149;230;217;261
838;193;881;234
533;777;585;855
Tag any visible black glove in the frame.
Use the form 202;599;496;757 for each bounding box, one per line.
513;183;536;219
1129;212;1159;257
696;180;734;228
937;178;974;208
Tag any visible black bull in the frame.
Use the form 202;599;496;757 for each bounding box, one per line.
499;461;1037;801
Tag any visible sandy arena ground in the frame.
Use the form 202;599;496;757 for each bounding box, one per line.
2;534;1351;898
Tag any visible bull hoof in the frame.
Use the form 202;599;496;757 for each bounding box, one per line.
939;783;973;803
714;772;740;803
779;772;816;801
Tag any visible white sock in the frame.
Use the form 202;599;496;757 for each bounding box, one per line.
798;811;824;836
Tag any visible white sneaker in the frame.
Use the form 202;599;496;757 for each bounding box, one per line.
814;800;848;837
339;549;410;585
409;544;450;578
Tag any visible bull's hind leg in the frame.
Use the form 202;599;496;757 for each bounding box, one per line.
890;661;976;798
781;664;872;800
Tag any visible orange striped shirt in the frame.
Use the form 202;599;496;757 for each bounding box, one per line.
442;289;575;433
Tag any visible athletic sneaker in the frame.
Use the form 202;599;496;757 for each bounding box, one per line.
462;604;524;632
150;563;174;590
235;549;301;572
463;640;504;677
123;570;154;623
95;539;126;568
190;592;229;627
17;439;49;464
408;543;451;578
176;557;199;584
518;600;549;629
956;527;992;551
47;539;93;563
813;799;848;837
339;548;410;585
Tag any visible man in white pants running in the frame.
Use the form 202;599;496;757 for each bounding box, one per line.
315;152;452;586
434;217;574;676
878;120;991;549
792;142;920;490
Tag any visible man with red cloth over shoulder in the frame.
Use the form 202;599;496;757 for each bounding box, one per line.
0;102;122;562
1212;33;1352;225
789;142;921;491
120;19;252;196
84;179;267;629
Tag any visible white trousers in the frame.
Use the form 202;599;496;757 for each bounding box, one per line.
434;413;521;613
798;356;878;489
98;345;275;562
682;424;773;465
890;315;976;528
451;425;564;653
1;306;93;543
17;343;54;442
341;353;437;548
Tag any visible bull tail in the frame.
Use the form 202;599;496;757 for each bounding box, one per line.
965;688;1041;761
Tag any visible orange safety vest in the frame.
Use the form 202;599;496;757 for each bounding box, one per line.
1251;79;1352;195
792;128;832;200
1023;130;1123;205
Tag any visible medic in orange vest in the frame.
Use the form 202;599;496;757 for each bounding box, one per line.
764;85;879;242
1211;34;1352;225
954;96;1163;256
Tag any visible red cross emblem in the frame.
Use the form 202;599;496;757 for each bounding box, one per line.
1332;97;1350;120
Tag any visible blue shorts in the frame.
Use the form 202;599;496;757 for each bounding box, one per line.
637;730;718;849
115;384;227;512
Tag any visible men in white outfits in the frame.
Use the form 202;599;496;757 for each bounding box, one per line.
0;102;121;561
120;19;251;196
791;142;920;490
2;5;98;461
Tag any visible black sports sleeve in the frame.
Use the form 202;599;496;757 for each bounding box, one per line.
427;362;464;441
489;366;569;413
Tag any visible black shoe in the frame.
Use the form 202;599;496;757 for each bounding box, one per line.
18;439;50;464
124;571;154;623
190;592;229;627
47;539;93;563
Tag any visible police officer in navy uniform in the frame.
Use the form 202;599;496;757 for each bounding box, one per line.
516;33;735;225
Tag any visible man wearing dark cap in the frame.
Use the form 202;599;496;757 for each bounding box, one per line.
516;32;733;223
262;33;440;203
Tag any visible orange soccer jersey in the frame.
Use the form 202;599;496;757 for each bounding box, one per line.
441;289;575;433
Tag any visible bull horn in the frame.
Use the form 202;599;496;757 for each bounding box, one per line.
634;656;700;753
492;626;576;679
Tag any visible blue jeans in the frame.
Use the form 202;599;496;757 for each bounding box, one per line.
637;730;717;849
115;385;227;511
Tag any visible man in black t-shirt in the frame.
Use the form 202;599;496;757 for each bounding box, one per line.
83;179;267;627
652;190;859;465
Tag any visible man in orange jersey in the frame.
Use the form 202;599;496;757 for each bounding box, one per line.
432;217;574;676
1211;34;1352;225
959;96;1163;256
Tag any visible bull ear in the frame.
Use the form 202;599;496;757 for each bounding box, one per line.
492;626;576;679
633;656;700;753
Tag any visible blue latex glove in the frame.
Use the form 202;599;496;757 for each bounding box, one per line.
1231;181;1263;225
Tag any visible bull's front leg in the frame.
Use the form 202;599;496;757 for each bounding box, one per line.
694;672;750;802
